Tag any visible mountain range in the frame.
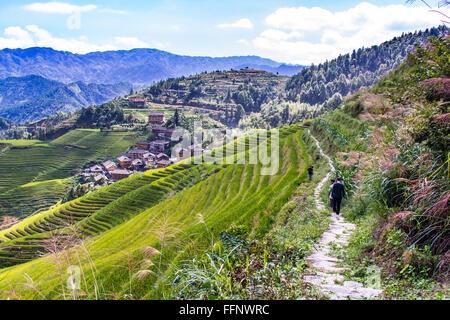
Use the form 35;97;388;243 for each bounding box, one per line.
0;47;304;123
0;47;304;88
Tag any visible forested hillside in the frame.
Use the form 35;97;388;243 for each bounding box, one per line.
0;75;131;123
286;26;447;106
142;69;289;126
308;35;449;298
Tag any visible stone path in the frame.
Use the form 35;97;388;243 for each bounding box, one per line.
304;131;383;300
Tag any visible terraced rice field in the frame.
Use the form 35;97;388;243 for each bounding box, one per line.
0;129;145;218
0;124;309;299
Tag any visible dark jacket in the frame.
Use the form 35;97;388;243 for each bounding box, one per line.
331;182;346;199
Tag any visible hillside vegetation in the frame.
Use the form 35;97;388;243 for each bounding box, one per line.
141;69;289;126
0;129;145;219
238;26;448;130
0;75;131;123
308;35;449;298
0;124;318;299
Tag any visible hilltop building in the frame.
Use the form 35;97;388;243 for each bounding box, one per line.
128;97;146;107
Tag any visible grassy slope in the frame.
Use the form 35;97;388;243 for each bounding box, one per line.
0;129;145;218
0;124;308;299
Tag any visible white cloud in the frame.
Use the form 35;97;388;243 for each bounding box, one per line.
218;18;254;30
251;2;444;64
25;2;97;14
100;8;128;15
0;25;156;53
114;37;151;49
237;39;250;46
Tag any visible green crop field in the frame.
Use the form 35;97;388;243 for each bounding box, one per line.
0;123;309;299
0;129;146;219
0;140;43;147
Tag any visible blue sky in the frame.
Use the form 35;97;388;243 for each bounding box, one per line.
0;1;445;64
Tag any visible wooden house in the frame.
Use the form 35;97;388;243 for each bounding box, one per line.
128;97;146;107
102;161;117;172
128;149;149;160
150;140;169;153
156;153;170;161
136;141;152;150
89;165;104;174
110;169;132;181
117;155;132;168
132;159;144;170
148;112;166;125
156;159;171;168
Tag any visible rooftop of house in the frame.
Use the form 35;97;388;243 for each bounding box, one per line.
117;156;131;162
132;159;144;165
103;160;116;167
94;174;107;182
144;152;156;158
157;160;171;165
129;149;149;154
157;153;169;159
149;112;165;116
129;97;145;101
110;169;131;175
90;165;103;171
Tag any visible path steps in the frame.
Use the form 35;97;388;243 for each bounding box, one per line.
305;131;383;300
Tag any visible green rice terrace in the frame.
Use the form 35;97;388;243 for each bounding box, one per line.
0;123;311;299
0;129;146;219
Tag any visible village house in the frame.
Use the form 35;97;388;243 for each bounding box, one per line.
136;141;152;150
148;112;166;125
117;155;132;169
89;165;104;174
143;152;156;166
156;153;170;161
132;159;145;170
156;159;171;168
128;149;149;160
150;140;170;153
128;97;146;107
110;169;132;181
152;126;179;140
102;160;117;173
94;174;108;185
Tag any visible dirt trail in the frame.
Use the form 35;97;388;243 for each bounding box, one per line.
305;131;382;300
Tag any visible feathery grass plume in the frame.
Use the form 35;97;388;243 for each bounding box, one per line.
134;270;155;281
1;281;21;300
19;274;47;300
113;251;142;297
142;246;161;258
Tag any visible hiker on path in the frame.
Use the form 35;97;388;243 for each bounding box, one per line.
331;177;346;216
308;166;314;181
328;179;336;213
